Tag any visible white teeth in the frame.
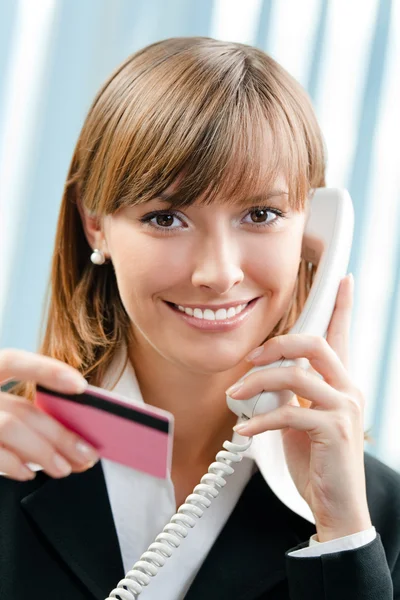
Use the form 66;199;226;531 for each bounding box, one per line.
176;303;249;320
203;309;215;321
215;309;227;320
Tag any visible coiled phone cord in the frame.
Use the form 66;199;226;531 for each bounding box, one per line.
105;435;253;600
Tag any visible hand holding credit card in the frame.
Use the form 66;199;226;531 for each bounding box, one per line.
35;383;174;478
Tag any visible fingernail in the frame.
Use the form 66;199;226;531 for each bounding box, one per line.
233;422;250;433
348;273;354;283
58;372;88;393
75;440;99;464
245;346;264;362
226;381;244;396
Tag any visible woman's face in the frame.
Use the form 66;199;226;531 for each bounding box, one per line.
101;176;308;373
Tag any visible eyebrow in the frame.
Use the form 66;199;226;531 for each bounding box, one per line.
155;190;289;205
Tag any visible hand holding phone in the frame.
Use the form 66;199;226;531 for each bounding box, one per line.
224;189;373;542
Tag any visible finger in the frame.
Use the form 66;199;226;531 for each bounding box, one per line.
0;392;99;471
0;410;77;478
246;334;352;391
228;365;345;410
234;402;331;437
325;274;354;369
0;348;87;394
0;445;37;481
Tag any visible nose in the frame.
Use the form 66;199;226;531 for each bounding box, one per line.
191;232;244;294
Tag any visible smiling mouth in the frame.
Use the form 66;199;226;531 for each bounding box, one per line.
165;298;258;322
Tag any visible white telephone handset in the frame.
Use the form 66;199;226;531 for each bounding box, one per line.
227;187;354;420
106;188;355;600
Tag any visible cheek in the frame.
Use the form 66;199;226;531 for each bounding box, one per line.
107;225;187;308
247;234;301;297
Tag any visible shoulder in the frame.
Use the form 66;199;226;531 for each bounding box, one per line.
364;451;400;503
364;451;400;558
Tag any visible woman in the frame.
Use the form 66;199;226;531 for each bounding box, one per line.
0;37;399;600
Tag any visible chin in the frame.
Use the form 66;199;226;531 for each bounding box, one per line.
179;348;251;374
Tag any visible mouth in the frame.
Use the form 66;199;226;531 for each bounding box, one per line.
163;298;260;331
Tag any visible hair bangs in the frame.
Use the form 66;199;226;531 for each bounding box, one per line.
170;92;309;212
108;79;309;215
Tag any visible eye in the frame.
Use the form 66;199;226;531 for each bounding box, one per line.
139;210;185;231
242;206;286;228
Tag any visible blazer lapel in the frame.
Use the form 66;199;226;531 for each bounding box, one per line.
20;461;124;600
185;469;316;600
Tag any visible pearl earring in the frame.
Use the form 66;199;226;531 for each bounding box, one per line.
90;249;105;265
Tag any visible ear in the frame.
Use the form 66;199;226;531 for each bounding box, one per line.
76;193;110;258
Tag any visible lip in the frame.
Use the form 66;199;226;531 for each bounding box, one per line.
163;298;260;332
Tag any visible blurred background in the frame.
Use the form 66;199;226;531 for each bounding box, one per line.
0;0;399;470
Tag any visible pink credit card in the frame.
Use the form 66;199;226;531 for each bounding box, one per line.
35;383;174;479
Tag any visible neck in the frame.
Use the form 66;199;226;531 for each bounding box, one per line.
127;340;251;469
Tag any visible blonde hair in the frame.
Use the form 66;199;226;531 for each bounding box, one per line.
8;36;371;441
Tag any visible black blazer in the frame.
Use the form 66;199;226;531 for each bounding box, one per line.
0;451;399;600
